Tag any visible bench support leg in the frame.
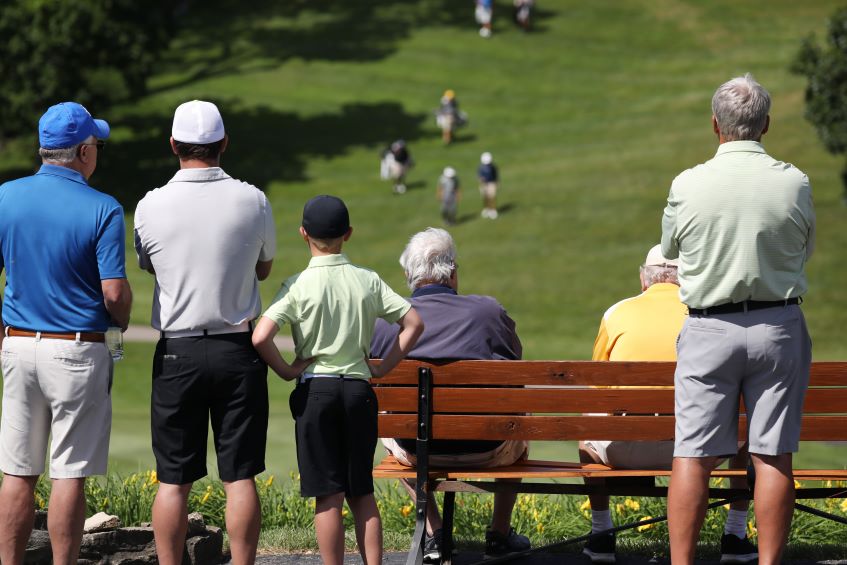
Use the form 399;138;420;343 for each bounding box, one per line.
406;482;427;565
406;367;434;565
441;491;456;565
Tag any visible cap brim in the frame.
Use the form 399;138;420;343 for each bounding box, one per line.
92;118;110;140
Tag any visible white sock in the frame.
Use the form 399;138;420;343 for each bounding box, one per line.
724;508;748;538
592;509;613;533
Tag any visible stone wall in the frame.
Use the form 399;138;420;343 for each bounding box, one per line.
25;511;223;565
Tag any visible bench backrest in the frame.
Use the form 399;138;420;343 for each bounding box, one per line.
373;360;847;442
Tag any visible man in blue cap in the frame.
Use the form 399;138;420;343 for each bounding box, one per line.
0;102;132;565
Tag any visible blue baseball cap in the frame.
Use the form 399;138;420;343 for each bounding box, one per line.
38;102;110;149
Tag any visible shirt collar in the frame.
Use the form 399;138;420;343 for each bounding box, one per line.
168;167;232;183
644;282;680;295
307;253;351;268
714;140;766;157
36;164;88;186
412;283;457;298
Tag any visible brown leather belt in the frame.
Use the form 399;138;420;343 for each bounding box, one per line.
5;328;105;343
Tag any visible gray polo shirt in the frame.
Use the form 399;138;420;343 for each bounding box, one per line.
661;141;815;309
134;167;275;331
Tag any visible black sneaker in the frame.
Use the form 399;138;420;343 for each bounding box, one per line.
423;529;442;563
582;532;616;564
484;527;531;556
720;533;758;564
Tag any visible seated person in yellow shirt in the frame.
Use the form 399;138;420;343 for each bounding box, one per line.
579;245;755;565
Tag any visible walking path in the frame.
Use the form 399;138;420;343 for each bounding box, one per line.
124;325;294;350
233;552;847;565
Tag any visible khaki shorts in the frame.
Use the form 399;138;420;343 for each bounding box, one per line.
583;440;674;470
0;336;112;478
479;182;497;201
382;437;528;468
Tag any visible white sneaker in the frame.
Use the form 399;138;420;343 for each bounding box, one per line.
489;209;498;219
479;27;491;38
481;209;490;218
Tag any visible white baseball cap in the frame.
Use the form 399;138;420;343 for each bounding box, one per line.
481;152;493;164
172;100;225;144
644;244;678;267
443;166;456;177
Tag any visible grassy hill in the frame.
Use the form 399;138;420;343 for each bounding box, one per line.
2;1;847;473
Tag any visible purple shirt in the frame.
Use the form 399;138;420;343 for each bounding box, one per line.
370;284;522;453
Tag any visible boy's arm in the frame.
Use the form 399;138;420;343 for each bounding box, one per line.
252;316;313;380
368;307;424;378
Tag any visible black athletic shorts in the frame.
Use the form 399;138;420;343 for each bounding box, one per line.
151;332;269;484
289;377;378;498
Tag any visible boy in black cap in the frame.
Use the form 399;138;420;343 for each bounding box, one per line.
252;195;424;565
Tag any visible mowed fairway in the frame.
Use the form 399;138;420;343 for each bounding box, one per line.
2;1;847;474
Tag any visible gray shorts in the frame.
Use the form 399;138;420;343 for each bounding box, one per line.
674;304;811;458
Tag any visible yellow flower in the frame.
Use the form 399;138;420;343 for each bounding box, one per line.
794;480;802;489
201;491;211;504
637;517;653;532
149;470;158;485
840;499;847;513
401;505;413;518
536;523;544;533
341;509;349;517
615;503;625;514
580;499;591;512
624;498;640;511
101;497;110;510
747;520;757;537
265;475;275;487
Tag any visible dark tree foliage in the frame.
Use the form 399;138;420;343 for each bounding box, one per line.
0;0;173;141
792;7;847;201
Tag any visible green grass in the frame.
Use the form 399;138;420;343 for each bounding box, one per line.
0;0;840;476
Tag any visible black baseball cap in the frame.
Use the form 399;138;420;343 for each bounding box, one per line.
302;195;350;239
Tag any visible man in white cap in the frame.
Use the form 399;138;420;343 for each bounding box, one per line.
437;166;460;225
134;100;276;565
580;245;755;564
0;101;132;564
478;151;499;219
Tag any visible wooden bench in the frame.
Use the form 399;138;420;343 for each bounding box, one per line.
372;360;847;565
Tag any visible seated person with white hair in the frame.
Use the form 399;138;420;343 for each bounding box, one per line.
370;228;530;561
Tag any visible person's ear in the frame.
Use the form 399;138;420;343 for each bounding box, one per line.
761;115;770;136
712;115;720;136
170;136;179;156
219;134;229;154
342;227;353;241
299;226;309;242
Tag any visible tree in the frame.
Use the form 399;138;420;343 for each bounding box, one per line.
792;6;847;203
0;0;173;142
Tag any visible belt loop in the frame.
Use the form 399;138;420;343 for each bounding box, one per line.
75;332;81;344
35;331;42;342
203;329;209;337
742;301;748;313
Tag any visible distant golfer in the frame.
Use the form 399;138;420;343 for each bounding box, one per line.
478;152;499;219
436;90;467;145
476;0;494;37
437;167;460;225
134;100;276;565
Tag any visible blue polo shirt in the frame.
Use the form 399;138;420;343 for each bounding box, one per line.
0;164;126;332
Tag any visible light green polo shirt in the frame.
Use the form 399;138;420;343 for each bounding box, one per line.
661;141;815;309
262;253;411;378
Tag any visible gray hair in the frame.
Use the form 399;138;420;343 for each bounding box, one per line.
38;135;94;164
640;265;679;288
399;227;456;290
711;73;771;141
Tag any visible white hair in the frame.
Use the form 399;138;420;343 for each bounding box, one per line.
640;265;679;287
711;73;771;141
38;135;94;164
399;227;457;290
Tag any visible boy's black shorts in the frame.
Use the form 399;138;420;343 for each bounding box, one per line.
289;376;378;497
151;333;269;484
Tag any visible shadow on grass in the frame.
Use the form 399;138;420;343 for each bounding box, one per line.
96;100;429;209
154;0;475;95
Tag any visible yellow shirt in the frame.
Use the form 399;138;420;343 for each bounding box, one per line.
262;253;411;377
592;283;686;362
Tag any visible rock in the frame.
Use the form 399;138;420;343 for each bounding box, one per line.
79;531;118;558
109;544;158;565
84;512;122;533
185;528;223;565
24;529;51;564
186;512;206;536
114;527;155;549
33;510;48;530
